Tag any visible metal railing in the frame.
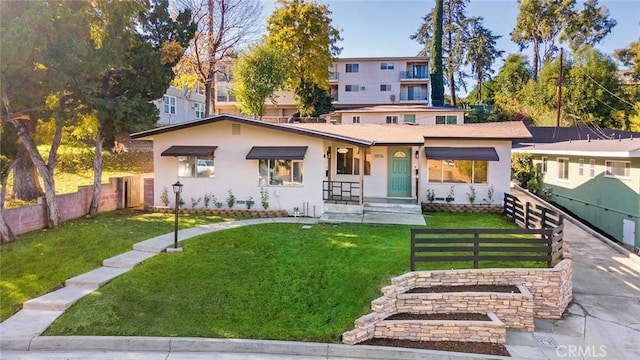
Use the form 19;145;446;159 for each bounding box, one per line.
399;71;429;80
323;181;360;204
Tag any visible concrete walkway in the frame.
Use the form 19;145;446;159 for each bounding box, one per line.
2;201;639;359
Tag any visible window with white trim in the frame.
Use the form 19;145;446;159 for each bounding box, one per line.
541;157;548;174
345;84;359;92
380;63;394;70
385;115;398;124
345;63;359;73
336;148;371;175
605;160;630;179
435;115;457;124
178;156;214;178
258;160;303;186
403;114;416;123
589;159;596;178
380;84;392;91
557;158;569;181
163;96;176;114
352;116;360;123
427;159;488;184
578;159;584;176
194;103;205;118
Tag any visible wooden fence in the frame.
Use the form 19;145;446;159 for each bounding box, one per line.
410;193;564;271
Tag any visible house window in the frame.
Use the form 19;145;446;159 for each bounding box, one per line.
589;159;596;178
345;84;359;92
352;116;360;123
605;160;631;179
258;159;303;186
163;96;176;114
380;84;392;91
541;157;548;174
435;115;457;124
380;62;394;70
386;115;399;124
578;159;584;176
403;114;416;123
427;159;488;184
194;83;205;95
345;63;359;73
194;103;205;118
336;148;371;175
178;156;214;178
557;158;569;181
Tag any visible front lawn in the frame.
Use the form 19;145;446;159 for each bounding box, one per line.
45;213;540;342
0;210;233;321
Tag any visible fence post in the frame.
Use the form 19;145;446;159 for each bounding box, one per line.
473;231;480;269
410;229;416;271
546;230;553;268
541;207;547;229
525;202;531;229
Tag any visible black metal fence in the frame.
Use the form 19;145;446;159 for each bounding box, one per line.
322;181;360;204
410;194;564;271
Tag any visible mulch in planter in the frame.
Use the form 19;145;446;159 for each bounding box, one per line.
406;285;520;294
386;312;491;321
360;338;510;357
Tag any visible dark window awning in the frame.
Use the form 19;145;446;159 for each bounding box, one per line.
425;147;499;161
245;146;308;160
161;145;217;157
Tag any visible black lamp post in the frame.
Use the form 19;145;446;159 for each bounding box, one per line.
172;181;183;249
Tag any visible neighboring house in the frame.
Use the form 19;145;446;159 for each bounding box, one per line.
325;105;468;125
132;114;530;218
514;136;640;250
153;85;207;126
214;56;430;122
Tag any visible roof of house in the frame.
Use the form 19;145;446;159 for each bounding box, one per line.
515;138;640;158
329;105;469;115
521;126;640;144
131;114;531;146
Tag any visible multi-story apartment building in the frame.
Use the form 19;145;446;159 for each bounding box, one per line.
214;56;432;123
153;85;207;126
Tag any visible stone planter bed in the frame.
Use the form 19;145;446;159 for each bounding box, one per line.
151;207;288;218
406;284;520;294
386;312;491;321
421;203;503;214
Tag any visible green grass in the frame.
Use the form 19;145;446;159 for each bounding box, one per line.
44;213;542;341
0;210;233;321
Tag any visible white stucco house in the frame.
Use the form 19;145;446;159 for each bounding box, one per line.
131;114;531;216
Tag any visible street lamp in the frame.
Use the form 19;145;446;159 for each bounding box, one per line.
172;181;183;249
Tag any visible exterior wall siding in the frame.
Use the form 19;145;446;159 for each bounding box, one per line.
534;155;640;248
154;86;206;125
340;111;467;125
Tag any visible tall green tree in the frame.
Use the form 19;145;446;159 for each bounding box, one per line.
265;0;342;117
463;17;504;104
614;40;640;81
430;0;445;107
558;0;616;53
231;43;290;118
412;0;469;106
492;54;533;121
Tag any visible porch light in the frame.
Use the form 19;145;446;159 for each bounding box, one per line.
337;148;349;154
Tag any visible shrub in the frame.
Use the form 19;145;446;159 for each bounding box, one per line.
426;188;435;203
160;187;170;207
259;187;269;209
225;189;236;208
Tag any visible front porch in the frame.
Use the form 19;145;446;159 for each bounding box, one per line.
320;196;426;226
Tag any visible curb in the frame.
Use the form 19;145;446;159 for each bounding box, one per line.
513;186;640;267
0;336;510;359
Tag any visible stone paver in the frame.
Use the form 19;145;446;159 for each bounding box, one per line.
0;310;63;338
319;212;426;226
132;234;174;253
103;250;157;269
65;266;129;289
22;287;94;311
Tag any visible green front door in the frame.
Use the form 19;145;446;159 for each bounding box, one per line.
388;147;411;197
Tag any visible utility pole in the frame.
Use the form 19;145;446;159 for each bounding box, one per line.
556;47;563;128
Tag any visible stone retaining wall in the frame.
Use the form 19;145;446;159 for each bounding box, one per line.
342;259;572;345
373;312;506;344
395;285;533;331
152;207;289;218
422;203;503;214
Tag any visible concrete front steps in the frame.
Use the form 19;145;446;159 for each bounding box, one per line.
363;202;422;215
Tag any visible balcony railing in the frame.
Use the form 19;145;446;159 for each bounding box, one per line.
217;94;237;102
399;93;428;101
399;71;429;80
329;72;339;81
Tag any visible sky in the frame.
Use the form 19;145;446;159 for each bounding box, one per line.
258;0;640;77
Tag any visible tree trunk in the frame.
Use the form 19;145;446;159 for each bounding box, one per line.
477;68;483;103
89;130;103;217
0;163;16;243
11;119;43;201
11;148;43;201
430;0;445;107
532;38;539;82
9;117;61;228
448;71;456;106
205;0;216;117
